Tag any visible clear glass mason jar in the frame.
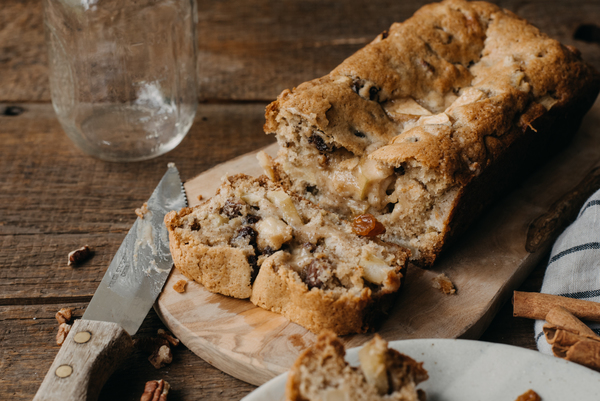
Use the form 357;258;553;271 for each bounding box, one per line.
44;0;198;162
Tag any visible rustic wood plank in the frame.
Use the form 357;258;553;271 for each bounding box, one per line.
1;0;598;103
2;1;599;399
0;103;274;304
0;304;256;401
0;0;48;103
0;264;546;401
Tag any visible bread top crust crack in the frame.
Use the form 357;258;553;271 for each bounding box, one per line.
266;0;599;184
265;0;600;265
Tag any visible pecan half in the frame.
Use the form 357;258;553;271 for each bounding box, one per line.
140;379;170;401
55;307;74;325
56;323;72;346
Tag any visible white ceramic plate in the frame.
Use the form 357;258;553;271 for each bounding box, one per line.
241;338;600;401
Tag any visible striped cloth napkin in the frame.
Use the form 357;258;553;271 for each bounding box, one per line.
534;189;600;355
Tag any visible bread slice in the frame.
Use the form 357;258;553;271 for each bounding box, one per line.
264;0;600;266
285;331;428;401
165;174;410;334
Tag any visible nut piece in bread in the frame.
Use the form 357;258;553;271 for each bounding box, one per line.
165;174;410;334
264;0;600;267
285;331;428;401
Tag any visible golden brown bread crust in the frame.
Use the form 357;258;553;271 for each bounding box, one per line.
166;174;410;334
264;0;600;267
165;208;254;298
285;331;428;401
250;252;406;335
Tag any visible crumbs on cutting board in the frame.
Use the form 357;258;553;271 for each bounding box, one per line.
173;279;188;293
432;273;456;295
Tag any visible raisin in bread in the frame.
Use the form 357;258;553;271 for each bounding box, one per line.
165;174;410;334
264;0;600;267
285;331;428;401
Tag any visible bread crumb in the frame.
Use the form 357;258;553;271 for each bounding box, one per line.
173;279;187;293
135;202;149;219
432;273;456;295
197;194;203;201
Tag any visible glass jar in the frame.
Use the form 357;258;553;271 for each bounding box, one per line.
44;0;198;162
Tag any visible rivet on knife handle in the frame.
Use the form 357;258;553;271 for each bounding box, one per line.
33;319;133;401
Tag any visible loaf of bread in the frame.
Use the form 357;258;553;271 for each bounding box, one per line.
165;174;410;334
285;331;428;401
264;0;600;266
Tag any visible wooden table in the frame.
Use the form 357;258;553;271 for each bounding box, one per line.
1;0;599;399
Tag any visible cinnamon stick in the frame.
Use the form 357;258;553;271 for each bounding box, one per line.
545;306;599;337
541;306;600;372
513;291;600;322
543;325;600;371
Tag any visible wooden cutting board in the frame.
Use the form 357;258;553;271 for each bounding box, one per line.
155;100;600;386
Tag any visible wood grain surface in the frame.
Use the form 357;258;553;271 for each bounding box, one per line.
1;0;600;399
1;0;599;103
156;98;600;385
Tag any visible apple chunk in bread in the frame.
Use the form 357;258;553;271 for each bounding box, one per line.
165;174;410;334
264;0;600;267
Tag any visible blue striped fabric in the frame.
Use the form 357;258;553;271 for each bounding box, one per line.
548;242;600;265
578;199;600;218
534;189;600;355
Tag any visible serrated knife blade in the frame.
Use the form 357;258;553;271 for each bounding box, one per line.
83;163;188;334
34;164;187;401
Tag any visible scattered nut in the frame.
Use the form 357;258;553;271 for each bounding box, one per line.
172;279;187;293
351;214;386;237
149;345;173;369
56;323;72;345
55;307;74;324
140;379;170;401
432;273;456;295
135;329;180;369
158;329;180;347
135;202;149;219
68;245;93;266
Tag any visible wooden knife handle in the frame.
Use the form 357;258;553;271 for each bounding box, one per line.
33;319;134;401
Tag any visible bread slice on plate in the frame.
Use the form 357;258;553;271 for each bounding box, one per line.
285;331;428;401
165;174;410;334
264;0;600;267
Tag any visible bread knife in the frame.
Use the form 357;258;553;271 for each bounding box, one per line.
33;164;187;401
